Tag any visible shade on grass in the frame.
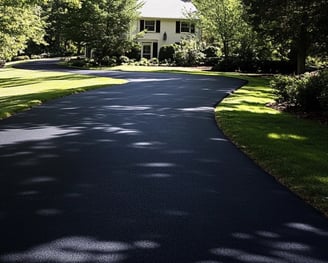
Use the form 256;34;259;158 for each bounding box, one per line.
0;67;126;119
215;75;328;216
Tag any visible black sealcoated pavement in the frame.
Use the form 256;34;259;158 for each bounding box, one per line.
0;59;328;263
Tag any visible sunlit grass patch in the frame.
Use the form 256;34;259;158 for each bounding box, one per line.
0;67;126;119
214;74;328;216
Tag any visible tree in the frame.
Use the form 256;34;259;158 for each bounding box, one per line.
42;0;139;61
42;0;82;55
80;0;139;63
242;0;328;74
193;0;249;58
0;0;46;60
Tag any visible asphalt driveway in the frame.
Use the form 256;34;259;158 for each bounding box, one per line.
0;60;328;263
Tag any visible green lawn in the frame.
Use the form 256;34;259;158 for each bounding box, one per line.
214;75;328;216
0;65;126;119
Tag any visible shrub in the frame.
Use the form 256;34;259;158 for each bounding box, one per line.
69;58;88;68
12;55;30;61
159;45;175;62
139;58;149;66
202;45;221;66
0;60;5;68
126;46;141;61
204;57;221;66
307;70;328;111
212;57;295;73
202;46;220;58
270;70;328;112
31;55;42;59
119;55;129;64
212;57;241;72
149;57;159;65
101;56;117;66
270;75;306;107
174;44;205;66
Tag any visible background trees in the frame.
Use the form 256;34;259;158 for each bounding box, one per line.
1;0;139;62
0;0;45;60
77;0;139;63
193;0;248;58
1;0;327;73
242;0;328;74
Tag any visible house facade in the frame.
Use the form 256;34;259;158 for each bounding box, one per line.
134;0;198;59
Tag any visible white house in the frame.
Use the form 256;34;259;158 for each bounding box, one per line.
134;0;198;59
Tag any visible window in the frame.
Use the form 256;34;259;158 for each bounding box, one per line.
176;21;196;33
140;20;161;33
181;22;190;33
145;20;155;32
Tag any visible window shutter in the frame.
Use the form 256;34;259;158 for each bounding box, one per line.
191;24;195;33
176;21;181;33
152;42;158;58
156;20;161;33
140;20;145;31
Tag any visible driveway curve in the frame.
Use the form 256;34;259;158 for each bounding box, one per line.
1;59;328;263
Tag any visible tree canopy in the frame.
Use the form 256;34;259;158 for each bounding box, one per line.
193;0;248;58
242;0;328;74
0;0;327;73
0;0;45;60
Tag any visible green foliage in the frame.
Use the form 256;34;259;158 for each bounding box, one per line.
101;56;117;67
306;70;328;112
215;73;328;216
119;55;130;64
149;58;159;65
271;75;306;107
68;58;89;67
159;45;175;62
0;2;46;60
80;0;139;63
271;70;328;112
125;44;141;61
173;36;205;66
242;0;328;74
194;0;250;58
12;55;30;61
202;46;220;66
42;0;139;59
213;57;295;73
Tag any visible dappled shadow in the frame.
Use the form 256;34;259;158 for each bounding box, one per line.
217;107;328;215
1;61;328;262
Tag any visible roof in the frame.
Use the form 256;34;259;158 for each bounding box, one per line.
139;0;197;19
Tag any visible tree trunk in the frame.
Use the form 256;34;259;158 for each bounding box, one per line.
223;40;229;58
296;15;308;75
296;48;306;75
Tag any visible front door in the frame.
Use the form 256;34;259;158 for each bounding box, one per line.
142;43;151;59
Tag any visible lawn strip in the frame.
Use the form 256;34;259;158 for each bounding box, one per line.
214;75;328;217
0;66;126;120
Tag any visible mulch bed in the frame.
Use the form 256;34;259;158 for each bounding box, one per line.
267;102;328;125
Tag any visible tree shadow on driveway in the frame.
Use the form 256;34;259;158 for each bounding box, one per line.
1;65;328;263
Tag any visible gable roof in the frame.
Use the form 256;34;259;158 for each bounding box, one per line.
139;0;197;19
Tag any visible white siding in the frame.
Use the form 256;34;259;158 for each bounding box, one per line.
135;19;198;58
